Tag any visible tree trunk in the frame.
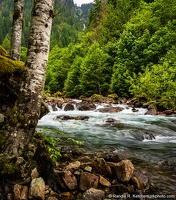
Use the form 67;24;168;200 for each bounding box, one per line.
3;0;54;157
10;0;24;60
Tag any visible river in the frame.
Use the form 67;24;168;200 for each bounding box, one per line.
37;101;176;195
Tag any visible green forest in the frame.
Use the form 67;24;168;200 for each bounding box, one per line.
1;0;176;110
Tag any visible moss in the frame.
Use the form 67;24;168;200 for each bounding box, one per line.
0;46;25;75
91;94;103;102
0;155;21;179
108;93;119;100
0;133;8;149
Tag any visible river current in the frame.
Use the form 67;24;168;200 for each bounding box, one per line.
37;101;176;195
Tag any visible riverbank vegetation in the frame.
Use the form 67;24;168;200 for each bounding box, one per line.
45;0;176;110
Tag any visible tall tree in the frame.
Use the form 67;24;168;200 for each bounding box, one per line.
10;0;24;60
2;0;54;157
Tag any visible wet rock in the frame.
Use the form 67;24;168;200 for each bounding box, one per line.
96;107;124;113
110;184;129;194
62;171;77;190
83;188;105;200
76;102;96;111
56;115;89;121
132;132;155;141
92;158;112;178
30;177;45;200
64;103;74;111
79;172;99;191
105;118;121;124
145;104;158;115
104;152;121;163
113;160;134;182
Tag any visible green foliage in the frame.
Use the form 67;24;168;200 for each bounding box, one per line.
42;0;176;110
64;56;83;97
79;42;111;96
130;48;176;109
108;93;118;100
33;132;62;163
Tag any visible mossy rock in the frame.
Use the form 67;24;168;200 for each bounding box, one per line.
0;45;25;75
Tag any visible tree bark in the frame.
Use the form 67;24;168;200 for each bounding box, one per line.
10;0;24;60
3;0;54;157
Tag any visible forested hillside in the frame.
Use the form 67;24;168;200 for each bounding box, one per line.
0;0;93;50
45;0;176;110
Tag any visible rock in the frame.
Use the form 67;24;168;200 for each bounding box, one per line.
0;113;4;123
145;104;158;115
64;103;74;111
76;102;96;111
31;167;39;179
56;115;89;121
7;193;13;200
92;158;112;178
14;184;23;200
105;118;121;123
131;170;149;190
48;197;58;200
99;176;111;187
96;107;124;113
79;172;99;191
62;171;77;190
132;132;155;141
20;186;29;200
110;184;129;193
83;188;105;200
104;152;121;163
113;160;134;182
30;177;45;200
84;166;92;172
65;161;81;171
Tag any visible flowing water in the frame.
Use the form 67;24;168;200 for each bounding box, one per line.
37;101;176;195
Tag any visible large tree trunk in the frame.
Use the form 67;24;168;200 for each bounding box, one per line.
10;0;24;60
3;0;54;157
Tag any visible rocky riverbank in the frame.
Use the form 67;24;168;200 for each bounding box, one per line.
0;142;158;200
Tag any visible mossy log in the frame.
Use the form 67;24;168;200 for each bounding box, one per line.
0;46;25;75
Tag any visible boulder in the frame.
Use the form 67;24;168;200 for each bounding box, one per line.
14;184;23;200
62;171;77;190
131;170;149;190
83;188;105;200
30;177;45;200
113;160;134;182
64;103;74;111
65;161;81;171
20;186;29;200
79;172;99;191
92;158;112;178
76;102;96;111
145;104;158;115
96;107;124;113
